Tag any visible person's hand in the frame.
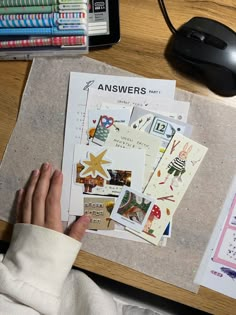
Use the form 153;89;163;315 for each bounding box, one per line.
16;162;90;242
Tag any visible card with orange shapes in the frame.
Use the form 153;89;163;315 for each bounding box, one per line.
127;133;208;245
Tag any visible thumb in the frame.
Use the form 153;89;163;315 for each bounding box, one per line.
68;215;91;241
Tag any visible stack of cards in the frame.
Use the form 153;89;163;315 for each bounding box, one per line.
63;72;208;246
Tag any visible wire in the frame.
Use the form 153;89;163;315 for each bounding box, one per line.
157;0;177;34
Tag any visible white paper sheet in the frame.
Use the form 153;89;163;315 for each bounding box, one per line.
62;72;176;220
67;215;167;246
195;176;236;299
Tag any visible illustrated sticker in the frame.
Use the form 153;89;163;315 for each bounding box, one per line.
82;108;131;144
213;194;236;269
92;111;130;146
110;186;155;232
127;133;208;245
79;149;111;180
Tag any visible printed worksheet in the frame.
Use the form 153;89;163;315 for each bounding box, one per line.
195;176;236;299
62;72;176;220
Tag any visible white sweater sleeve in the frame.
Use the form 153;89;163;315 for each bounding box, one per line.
0;223;81;315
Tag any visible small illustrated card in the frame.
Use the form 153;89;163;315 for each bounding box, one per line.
213;194;236;268
81;108;131;144
105;123;161;187
129;106;192;151
128;133;208;245
129;106;192;169
92;109;131;146
69;144;145;215
84;197;115;230
110;186;155;232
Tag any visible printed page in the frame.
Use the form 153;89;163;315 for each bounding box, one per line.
62;72;176;220
194;176;236;299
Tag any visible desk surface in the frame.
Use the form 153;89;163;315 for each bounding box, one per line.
0;1;235;314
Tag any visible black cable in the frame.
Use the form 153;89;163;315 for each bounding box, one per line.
158;0;177;34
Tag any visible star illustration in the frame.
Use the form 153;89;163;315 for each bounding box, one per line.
80;149;111;180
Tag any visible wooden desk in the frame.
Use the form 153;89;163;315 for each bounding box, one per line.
0;1;235;314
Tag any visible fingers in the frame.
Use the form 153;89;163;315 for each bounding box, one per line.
45;170;63;233
68;215;91;241
22;169;40;223
31;163;52;226
16;163;90;242
15;189;24;223
16;163;63;231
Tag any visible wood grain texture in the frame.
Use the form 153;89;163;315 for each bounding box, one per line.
0;1;236;314
0;61;31;159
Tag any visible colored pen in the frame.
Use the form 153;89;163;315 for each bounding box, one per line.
0;0;57;7
0;4;87;14
0;14;86;27
0;12;86;19
0;25;86;35
0;35;86;48
0;6;53;14
0;0;87;7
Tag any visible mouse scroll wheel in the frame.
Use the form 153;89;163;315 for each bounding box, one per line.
188;30;205;42
188;30;227;49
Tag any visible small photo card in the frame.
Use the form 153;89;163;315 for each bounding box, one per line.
84;197;115;230
110;186;155;232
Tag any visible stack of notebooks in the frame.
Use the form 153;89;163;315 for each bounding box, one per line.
0;0;88;53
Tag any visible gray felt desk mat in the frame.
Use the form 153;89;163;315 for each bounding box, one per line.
0;57;236;292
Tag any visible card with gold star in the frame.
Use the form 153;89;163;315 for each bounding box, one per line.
69;144;146;216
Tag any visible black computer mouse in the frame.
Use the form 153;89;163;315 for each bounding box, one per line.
166;17;236;96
